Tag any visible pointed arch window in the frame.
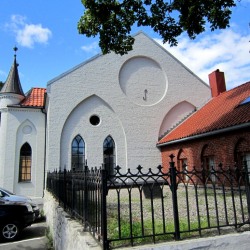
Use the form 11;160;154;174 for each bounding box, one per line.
234;138;250;181
19;143;32;182
201;144;216;183
72;135;85;171
103;136;116;175
177;149;188;182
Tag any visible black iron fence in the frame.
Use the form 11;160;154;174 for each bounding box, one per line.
46;155;250;249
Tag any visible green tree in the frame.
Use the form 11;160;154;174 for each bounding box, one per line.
78;0;236;55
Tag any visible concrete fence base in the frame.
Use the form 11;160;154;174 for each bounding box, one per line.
43;191;101;250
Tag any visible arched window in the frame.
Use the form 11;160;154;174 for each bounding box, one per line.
201;144;215;182
71;135;85;171
234;138;250;180
103;136;116;175
19;143;32;182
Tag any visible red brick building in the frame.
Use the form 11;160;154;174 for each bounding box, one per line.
157;70;250;175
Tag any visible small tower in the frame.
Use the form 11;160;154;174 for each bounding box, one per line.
0;47;25;187
0;47;25;108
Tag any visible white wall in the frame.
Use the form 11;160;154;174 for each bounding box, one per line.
60;95;127;170
0;109;8;187
0;93;25;187
44;191;102;250
0;107;45;197
46;32;210;172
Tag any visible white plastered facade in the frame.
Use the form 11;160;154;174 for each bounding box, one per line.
0;94;45;197
0;32;211;197
46;32;210;173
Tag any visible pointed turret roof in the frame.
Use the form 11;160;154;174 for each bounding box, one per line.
0;47;24;96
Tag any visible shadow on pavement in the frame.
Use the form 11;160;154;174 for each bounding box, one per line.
0;219;48;250
21;220;47;240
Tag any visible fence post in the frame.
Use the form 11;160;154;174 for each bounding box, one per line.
84;165;88;231
169;154;180;240
101;166;108;250
64;169;67;210
243;161;250;220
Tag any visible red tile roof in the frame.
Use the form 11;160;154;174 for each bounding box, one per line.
21;88;46;107
158;82;250;146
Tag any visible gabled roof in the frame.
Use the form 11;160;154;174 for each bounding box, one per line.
158;82;250;146
47;31;208;88
20;88;46;108
0;55;24;96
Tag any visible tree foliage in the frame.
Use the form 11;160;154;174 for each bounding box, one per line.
78;0;236;55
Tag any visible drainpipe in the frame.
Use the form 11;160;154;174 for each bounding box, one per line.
41;93;47;198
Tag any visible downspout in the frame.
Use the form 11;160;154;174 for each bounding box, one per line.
41;93;47;198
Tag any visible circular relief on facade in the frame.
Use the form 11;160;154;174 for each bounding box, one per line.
22;125;32;134
89;115;100;126
119;56;167;106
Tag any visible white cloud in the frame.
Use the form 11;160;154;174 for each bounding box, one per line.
81;41;100;54
16;24;52;47
155;28;250;89
7;15;52;48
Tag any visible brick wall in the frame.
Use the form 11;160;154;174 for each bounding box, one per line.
160;128;250;171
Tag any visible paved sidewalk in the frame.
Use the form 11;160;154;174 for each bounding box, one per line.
0;236;47;250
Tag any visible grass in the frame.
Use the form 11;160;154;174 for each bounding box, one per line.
105;185;249;248
107;215;215;248
65;185;248;248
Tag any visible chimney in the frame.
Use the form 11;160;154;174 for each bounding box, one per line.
208;69;226;97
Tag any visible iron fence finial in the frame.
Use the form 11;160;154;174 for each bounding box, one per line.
169;154;175;162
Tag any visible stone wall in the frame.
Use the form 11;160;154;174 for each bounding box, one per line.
43;191;101;250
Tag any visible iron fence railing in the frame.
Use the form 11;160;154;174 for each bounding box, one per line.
46;155;250;250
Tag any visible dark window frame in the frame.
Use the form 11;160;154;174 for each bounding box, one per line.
103;135;116;176
71;135;85;171
19;142;32;182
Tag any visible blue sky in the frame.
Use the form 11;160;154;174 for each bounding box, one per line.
0;0;250;93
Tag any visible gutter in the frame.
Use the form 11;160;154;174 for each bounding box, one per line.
7;105;44;109
157;122;250;147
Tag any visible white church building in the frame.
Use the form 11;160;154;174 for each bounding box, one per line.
0;32;211;198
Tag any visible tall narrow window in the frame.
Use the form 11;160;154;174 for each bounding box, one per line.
71;135;85;171
203;156;216;182
177;149;188;181
201;144;216;183
103;136;116;175
242;153;250;181
19;143;32;182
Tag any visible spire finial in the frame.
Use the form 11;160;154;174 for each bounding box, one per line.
13;46;18;58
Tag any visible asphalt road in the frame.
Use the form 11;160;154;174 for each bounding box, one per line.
0;221;48;250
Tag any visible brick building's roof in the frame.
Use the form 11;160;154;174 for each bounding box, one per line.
20;88;46;107
158;81;250;146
